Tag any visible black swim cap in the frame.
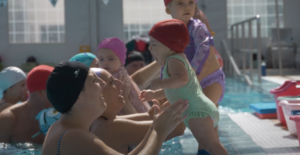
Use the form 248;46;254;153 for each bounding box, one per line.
47;61;89;113
125;51;145;66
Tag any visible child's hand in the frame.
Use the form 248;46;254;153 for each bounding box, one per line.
140;90;156;102
151;78;162;90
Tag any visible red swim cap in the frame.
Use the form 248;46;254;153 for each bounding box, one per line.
27;65;54;93
164;0;172;6
149;19;189;53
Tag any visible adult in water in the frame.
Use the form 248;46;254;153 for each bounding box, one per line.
42;61;189;155
0;67;27;112
90;68;186;154
69;53;99;67
0;65;54;144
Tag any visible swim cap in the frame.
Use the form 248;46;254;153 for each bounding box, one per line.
47;61;89;113
91;68;103;77
69;53;97;67
164;0;172;6
125;51;145;66
27;65;54;93
149;19;189;53
97;37;127;65
0;67;26;97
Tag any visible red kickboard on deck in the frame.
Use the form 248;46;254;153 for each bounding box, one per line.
255;112;277;119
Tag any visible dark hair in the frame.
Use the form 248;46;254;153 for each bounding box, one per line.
3;90;7;96
125;51;145;66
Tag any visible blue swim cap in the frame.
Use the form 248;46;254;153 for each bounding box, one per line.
69;53;97;67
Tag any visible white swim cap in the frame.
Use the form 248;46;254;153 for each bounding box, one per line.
0;67;26;98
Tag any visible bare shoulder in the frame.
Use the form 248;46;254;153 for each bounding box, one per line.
0;103;13;112
0;107;16;124
168;54;187;67
0;108;16;142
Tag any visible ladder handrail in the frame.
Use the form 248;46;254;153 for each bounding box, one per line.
222;40;252;86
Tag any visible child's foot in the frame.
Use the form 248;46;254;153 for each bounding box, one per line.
197;149;210;155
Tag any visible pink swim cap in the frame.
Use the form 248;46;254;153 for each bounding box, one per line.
97;37;127;65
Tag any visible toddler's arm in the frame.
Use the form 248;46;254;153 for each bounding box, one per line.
152;58;188;89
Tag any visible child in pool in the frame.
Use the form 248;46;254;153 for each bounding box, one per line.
147;19;228;155
97;37;150;115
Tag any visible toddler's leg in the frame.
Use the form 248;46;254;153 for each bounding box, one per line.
189;117;228;155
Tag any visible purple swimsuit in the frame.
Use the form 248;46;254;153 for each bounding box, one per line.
161;18;225;103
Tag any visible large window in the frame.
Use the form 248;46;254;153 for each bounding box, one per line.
8;0;65;44
227;0;284;38
123;0;171;42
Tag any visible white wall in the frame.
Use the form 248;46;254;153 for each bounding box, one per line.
0;0;124;68
284;0;300;48
98;0;124;42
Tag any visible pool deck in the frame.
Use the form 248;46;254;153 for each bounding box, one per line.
228;75;300;155
229;113;300;155
262;76;300;85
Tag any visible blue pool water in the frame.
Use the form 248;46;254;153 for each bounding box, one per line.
0;78;279;155
218;78;278;113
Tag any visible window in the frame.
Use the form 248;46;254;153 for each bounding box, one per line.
8;0;65;44
123;0;171;42
227;0;284;38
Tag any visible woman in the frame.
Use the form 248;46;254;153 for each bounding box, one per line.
90;68;186;154
41;61;188;155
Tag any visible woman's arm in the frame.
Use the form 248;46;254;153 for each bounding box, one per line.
121;96;137;114
117;99;172;121
131;61;161;90
117;106;154;121
100;119;185;148
55;99;189;155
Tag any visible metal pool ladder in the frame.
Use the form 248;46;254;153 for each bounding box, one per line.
221;40;252;86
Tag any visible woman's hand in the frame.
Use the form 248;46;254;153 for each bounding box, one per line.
118;72;131;98
152;100;188;137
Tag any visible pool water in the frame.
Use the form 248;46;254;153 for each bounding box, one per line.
0;78;280;155
219;78;278;113
0;143;42;155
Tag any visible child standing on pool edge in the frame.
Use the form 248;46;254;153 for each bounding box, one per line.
148;19;228;155
141;2;225;153
164;0;225;106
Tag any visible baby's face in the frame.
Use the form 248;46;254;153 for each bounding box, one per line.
167;0;195;24
149;36;171;67
97;49;122;74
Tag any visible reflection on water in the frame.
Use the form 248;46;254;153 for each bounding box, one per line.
0;143;42;155
219;78;277;113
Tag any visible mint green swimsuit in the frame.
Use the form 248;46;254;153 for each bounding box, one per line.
163;54;219;128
